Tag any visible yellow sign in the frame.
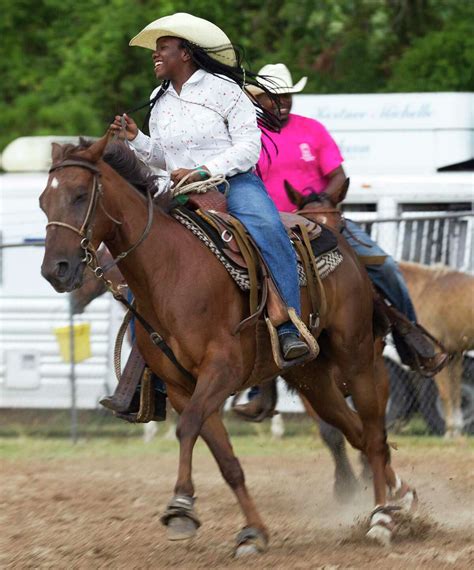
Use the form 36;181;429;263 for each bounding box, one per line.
54;323;92;363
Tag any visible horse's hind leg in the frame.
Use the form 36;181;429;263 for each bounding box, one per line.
300;395;359;501
375;354;418;511
293;354;394;545
166;386;268;555
348;359;404;546
319;419;359;502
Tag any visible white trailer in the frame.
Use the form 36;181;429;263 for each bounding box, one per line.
0;92;472;411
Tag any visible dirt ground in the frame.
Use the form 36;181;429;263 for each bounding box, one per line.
1;437;473;569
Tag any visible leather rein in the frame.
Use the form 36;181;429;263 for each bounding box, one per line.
46;158;195;383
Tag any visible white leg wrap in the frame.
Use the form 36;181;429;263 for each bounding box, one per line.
366;508;394;547
398;489;416;511
393;474;402;493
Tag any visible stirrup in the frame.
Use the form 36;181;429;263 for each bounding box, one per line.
265;308;319;370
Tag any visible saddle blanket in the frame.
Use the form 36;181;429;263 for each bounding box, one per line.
172;210;343;292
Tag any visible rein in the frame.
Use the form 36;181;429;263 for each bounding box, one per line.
46;157;195;383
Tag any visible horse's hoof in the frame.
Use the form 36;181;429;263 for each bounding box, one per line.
160;495;201;541
167;516;199;541
366;523;392;547
234;527;268;557
366;507;395;547
391;482;418;512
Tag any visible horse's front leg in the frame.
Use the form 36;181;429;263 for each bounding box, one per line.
167;384;268;555
162;352;243;541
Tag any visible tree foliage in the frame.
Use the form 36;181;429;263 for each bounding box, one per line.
1;0;472;150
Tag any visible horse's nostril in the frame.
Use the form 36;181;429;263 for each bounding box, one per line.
56;260;70;278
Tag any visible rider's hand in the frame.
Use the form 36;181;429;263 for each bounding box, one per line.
109;114;138;141
171;167;209;186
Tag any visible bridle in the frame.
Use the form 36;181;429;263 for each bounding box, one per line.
45;156;195;383
46;157;153;280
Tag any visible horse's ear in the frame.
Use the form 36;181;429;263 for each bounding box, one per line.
284;179;304;208
338;177;350;203
81;131;112;163
51;142;63;164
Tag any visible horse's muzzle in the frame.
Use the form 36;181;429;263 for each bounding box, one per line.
41;257;85;293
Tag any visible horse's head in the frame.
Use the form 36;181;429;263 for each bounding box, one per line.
39;132;112;292
284;178;349;230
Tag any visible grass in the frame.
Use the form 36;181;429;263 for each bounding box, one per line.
0;411;472;462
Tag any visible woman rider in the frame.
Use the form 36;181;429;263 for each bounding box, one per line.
110;14;310;361
234;63;448;420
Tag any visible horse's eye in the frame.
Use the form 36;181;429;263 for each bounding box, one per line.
73;193;87;205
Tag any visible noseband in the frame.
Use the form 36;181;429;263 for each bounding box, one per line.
46;157;153;277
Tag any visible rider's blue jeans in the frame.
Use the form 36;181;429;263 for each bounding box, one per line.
248;218;418;402
342;219;417;322
226;172;301;336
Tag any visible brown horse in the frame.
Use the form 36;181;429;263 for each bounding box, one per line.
40;134;416;553
285;182;471;437
400;262;474;438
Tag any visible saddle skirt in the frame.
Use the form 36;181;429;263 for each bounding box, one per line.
172;189;343;291
186;189;321;247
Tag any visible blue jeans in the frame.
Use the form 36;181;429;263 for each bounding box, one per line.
342;219;417;322
226;172;301;336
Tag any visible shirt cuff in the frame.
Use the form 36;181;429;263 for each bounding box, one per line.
129;130;150;153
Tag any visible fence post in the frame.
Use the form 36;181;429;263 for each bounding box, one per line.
68;294;78;443
376;196;399;256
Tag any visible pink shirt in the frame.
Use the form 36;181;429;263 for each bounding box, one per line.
257;114;343;212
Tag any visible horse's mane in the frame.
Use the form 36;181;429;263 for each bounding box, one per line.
59;138;173;211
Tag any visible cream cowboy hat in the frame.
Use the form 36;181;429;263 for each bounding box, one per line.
246;63;307;96
129;12;237;67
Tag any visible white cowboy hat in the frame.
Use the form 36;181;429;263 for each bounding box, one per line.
129;12;237;67
246;63;307;96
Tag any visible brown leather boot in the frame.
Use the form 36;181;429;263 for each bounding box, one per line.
416;351;450;378
232;379;278;422
392;322;450;377
383;303;450;378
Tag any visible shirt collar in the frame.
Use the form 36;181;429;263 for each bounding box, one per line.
168;69;207;94
184;69;207;86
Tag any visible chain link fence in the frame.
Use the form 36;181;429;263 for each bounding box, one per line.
357;208;473;436
1;209;473;439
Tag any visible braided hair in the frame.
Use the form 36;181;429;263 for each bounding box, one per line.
127;38;282;137
179;39;282;133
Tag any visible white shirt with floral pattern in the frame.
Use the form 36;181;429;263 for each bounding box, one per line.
130;69;261;177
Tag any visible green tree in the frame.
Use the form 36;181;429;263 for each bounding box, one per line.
1;0;472;151
387;17;474;91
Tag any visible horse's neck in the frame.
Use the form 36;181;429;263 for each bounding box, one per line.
100;168;179;301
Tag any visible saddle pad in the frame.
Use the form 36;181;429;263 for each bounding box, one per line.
172;210;343;292
311;225;338;257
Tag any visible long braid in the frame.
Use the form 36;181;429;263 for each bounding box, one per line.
181;40;282;133
124;39;281;149
123;80;170;135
